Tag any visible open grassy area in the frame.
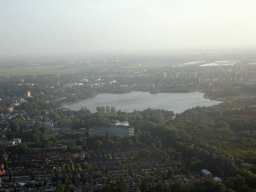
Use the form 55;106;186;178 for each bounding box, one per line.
0;61;179;77
121;62;176;69
0;64;87;78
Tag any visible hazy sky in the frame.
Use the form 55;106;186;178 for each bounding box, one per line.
1;0;256;56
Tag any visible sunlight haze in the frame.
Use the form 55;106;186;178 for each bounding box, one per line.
1;0;256;56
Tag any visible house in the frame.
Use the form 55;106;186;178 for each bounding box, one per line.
8;141;15;146
41;122;54;129
26;91;31;98
0;170;5;176
11;175;31;182
35;174;55;181
39;186;56;192
213;177;222;182
38;186;56;192
8;106;14;112
201;169;212;177
9;138;21;145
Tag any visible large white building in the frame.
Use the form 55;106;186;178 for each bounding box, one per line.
89;120;134;137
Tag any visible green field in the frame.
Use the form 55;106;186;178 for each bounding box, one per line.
121;62;177;69
0;64;87;78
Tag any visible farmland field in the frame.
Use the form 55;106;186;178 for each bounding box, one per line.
0;64;87;78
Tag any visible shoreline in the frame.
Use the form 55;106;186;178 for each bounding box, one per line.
62;91;222;113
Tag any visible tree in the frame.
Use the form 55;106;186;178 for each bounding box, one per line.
226;189;236;192
96;106;100;113
17;143;28;153
55;184;65;192
44;179;50;186
138;149;151;157
167;170;174;177
211;183;226;192
93;172;102;179
134;186;141;192
171;179;187;192
71;162;75;171
117;180;130;192
82;141;87;150
3;108;9;115
144;170;149;177
10;122;20;133
111;106;116;113
6;128;13;138
100;106;105;113
106;131;110;140
8;171;13;182
85;130;89;137
126;139;133;146
136;178;142;185
61;173;68;184
106;106;110;113
163;170;168;179
95;140;103;149
40;127;49;134
94;165;99;171
116;160;122;166
35;120;41;129
156;182;169;192
103;153;108;161
140;182;147;192
118;115;128;122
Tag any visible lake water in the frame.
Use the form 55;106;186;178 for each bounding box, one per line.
63;91;222;114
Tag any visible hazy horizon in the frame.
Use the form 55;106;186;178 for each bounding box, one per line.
1;0;256;56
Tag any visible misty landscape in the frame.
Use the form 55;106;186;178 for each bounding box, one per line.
1;1;256;192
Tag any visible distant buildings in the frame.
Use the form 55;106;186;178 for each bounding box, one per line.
1;138;21;146
41;122;54;129
89;120;134;137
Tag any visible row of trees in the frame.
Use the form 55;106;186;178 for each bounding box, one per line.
96;106;116;114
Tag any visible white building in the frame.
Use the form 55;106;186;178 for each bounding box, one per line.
7;138;21;146
213;177;222;182
201;169;212;177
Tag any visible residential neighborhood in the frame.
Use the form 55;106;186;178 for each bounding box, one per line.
1;56;256;191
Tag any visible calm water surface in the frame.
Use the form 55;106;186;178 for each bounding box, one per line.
63;91;222;114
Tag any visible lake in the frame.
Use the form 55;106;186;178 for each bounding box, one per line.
63;91;222;114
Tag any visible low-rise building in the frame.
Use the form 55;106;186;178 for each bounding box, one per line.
201;169;212;177
213;177;222;182
12;138;21;145
89;121;134;137
41;122;54;129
